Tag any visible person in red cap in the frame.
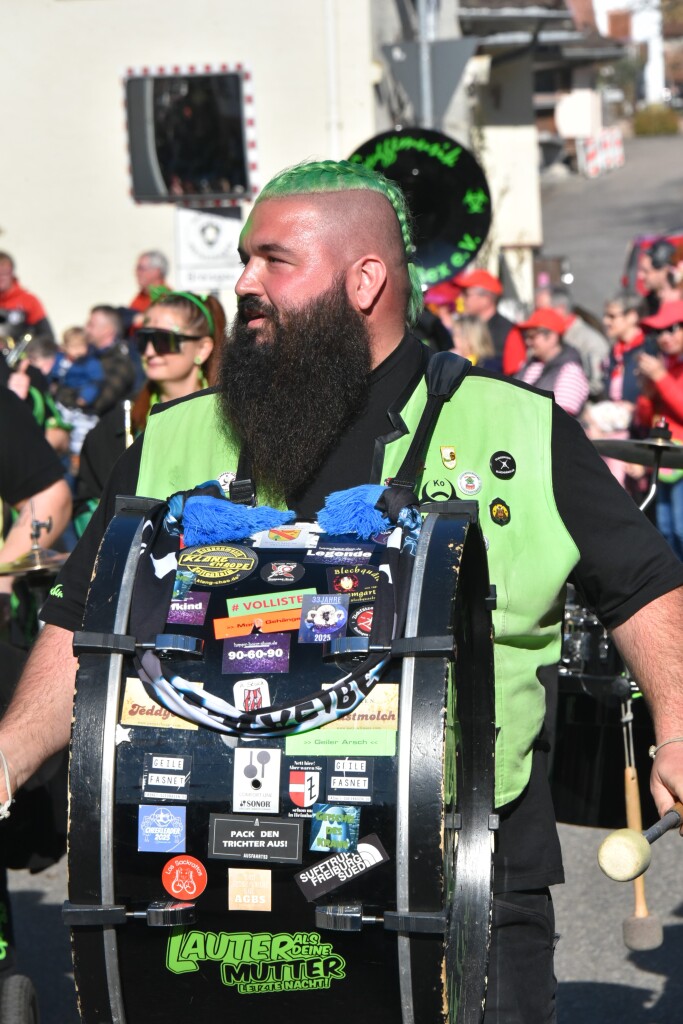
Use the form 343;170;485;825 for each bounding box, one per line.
635;300;683;557
454;268;526;375
515;309;590;417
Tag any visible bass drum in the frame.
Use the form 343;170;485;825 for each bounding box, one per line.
66;500;495;1024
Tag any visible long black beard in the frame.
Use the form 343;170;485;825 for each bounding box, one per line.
218;279;372;499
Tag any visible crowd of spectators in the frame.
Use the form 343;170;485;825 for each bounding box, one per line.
422;237;683;557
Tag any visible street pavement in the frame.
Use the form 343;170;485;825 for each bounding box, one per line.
541;134;683;315
6;134;683;1023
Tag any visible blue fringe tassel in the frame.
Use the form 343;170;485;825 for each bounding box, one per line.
318;484;391;540
183;496;295;545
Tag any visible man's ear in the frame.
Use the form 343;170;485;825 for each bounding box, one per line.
347;254;387;313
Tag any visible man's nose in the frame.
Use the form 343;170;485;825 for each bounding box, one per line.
235;260;263;298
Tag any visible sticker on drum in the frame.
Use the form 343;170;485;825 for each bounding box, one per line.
166;591;210;626
141;753;192;803
232;748;281;813
222;634;291;674
295;833;389;901
298;594;349;643
326;756;374;804
309;804;360;853
213;607;303;639
137;805;186;853
349;605;374;637
304;542;374;565
225;588;314;618
251;524;321;548
208;814;303;863
327;565;380;603
177;544;258;587
288;764;322;809
233;678;271;712
162;855;207;898
228;867;272;912
259;560;306;586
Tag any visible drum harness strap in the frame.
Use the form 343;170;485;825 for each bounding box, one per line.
122;352;470;737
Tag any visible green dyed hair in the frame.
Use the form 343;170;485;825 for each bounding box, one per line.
256;159;423;326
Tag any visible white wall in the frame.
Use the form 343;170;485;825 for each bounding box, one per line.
2;0;375;334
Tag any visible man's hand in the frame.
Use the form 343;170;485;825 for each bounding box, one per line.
651;744;683;829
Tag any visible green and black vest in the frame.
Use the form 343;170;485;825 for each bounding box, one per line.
137;378;579;808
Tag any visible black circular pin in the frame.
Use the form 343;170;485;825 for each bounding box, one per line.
490;451;516;479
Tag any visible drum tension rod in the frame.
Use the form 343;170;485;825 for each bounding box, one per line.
72;630;204;658
63;900;197;928
314;904;448;935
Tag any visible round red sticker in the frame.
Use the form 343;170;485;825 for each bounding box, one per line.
162;855;208;899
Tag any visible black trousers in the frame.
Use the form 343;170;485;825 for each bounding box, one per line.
485;889;558;1023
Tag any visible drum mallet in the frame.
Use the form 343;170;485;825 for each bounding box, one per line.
598;801;682;881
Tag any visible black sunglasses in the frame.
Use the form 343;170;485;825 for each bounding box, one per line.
135;327;204;355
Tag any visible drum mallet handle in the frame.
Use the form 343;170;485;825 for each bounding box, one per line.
622;765;663;949
598;801;683;883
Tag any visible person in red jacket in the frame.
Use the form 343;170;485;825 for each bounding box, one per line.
0;252;53;340
636;300;683;558
453;268;526;374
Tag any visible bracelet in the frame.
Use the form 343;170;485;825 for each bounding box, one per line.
0;749;12;820
649;736;683;760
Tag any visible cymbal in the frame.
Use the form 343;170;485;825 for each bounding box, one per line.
593;438;683;469
0;548;69;577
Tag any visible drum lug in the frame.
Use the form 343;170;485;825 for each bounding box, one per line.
63;899;196;928
138;900;197;927
485;585;497;611
72;630;204;658
315;903;366;931
383;910;448;934
62;901;128;926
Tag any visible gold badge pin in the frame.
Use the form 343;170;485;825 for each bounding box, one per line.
440;445;457;470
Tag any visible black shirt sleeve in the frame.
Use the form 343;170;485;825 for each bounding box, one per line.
40;437;143;631
0;388;64;506
551;404;683;628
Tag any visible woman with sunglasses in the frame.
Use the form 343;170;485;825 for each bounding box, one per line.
73;291;226;534
634;301;683;558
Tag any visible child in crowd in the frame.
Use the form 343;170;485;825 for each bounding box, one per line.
54;327;105;461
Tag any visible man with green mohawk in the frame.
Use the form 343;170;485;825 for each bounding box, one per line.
6;159;683;1022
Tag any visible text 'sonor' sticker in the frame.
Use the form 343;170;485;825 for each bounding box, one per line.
294;834;389;901
166;591;210;626
228;867;272;912
298;593;349;644
232;747;282;814
141;753;192;803
309;804;361;854
326;756;374;804
208;814;302;864
222;633;291;675
137;805;186;853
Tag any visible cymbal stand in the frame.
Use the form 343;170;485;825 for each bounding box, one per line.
638;419;670;513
